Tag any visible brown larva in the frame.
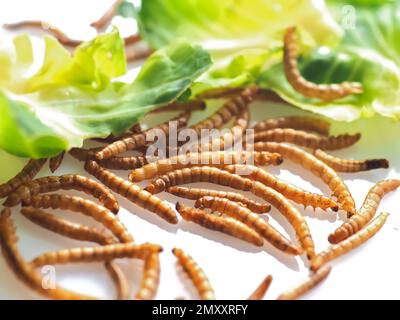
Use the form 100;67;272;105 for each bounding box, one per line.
313;149;389;173
328;180;400;244
135;252;161;300
5;174;119;214
312;212;389;271
247;275;273;300
283;26;363;101
167;186;271;213
0;208;96;300
172;247;216;300
277;266;332;300
253;129;361;151
253;142;356;216
150;100;206;114
253;116;331;136
49;152;65;173
176;202;264;247
0;159;46;199
84;161;178;224
90;0;123;30
105;261;131;300
224;164;338;211
195;197;302;255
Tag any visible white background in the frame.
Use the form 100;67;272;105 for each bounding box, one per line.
1;0;400;300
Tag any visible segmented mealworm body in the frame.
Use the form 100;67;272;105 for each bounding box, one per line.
277;266;332;300
312;212;389;271
0;209;95;300
26;194;133;243
248;275;273;300
49;152;65;173
284;26;363;101
253;142;356;215
0;159;46;199
195;197;302;255
224;165;338;211
329;180;400;244
253;116;331;136
176;202;264;247
84;161;178;224
253;129;361;151
313;149;389;173
135;253;161;300
150;100;206;114
128;151;282;182
168;186;271;213
5;174;119;214
172;247;215;300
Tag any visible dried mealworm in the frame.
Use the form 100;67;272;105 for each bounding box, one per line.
195;197;302;255
328;180;400;244
0;208;96;300
253;116;331;136
312;212;389;271
90;0;123;29
5;174;119;214
26;194;133;243
0;159;46;199
224;164;338;211
313;149;389;173
284;26;362;101
84;161;178;224
176;202;264;247
135;252;161;300
253;142;356;216
49;152;65;173
247;275;273;300
253;129;361;151
128;151;282;182
168;186;271;213
277;266;332;300
172;247;216;300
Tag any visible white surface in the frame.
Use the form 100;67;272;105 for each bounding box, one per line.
1;1;400;300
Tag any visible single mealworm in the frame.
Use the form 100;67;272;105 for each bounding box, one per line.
277;266;332;300
195;197;302;255
49;152;65;173
26;194;133;243
5;174;119;214
253;142;356;216
135;252;161;300
176;202;264;247
0;159;46;199
247;275;273;300
0;208;96;300
328;180;400;244
253;129;361;151
284;26;363;101
311;212;389;271
90;0;123;30
253;116;331;136
84;161;178;224
128;151;283;182
224;164;338;211
167;186;271;213
150;100;206;114
96;111;190;160
126;47;153;63
105;261;131;300
313;149;389;173
172;247;216;300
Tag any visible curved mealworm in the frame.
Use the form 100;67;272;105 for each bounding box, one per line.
195;197;302;255
49;152;65;173
135;252;161;300
277;266;332;300
26;194;133;243
0;208;96;300
172;247;216;300
247;275;273;300
104;261;130;300
128;151;283;182
328;180;400;244
5;174;119;214
253;129;361;151
253;142;356;216
313;149;389;173
253;116;331;136
0;159;46;199
284;26;363;101
176;202;264;247
90;0;123;30
84;161;178;224
150;100;206;114
311;212;389;271
167;186;271;213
